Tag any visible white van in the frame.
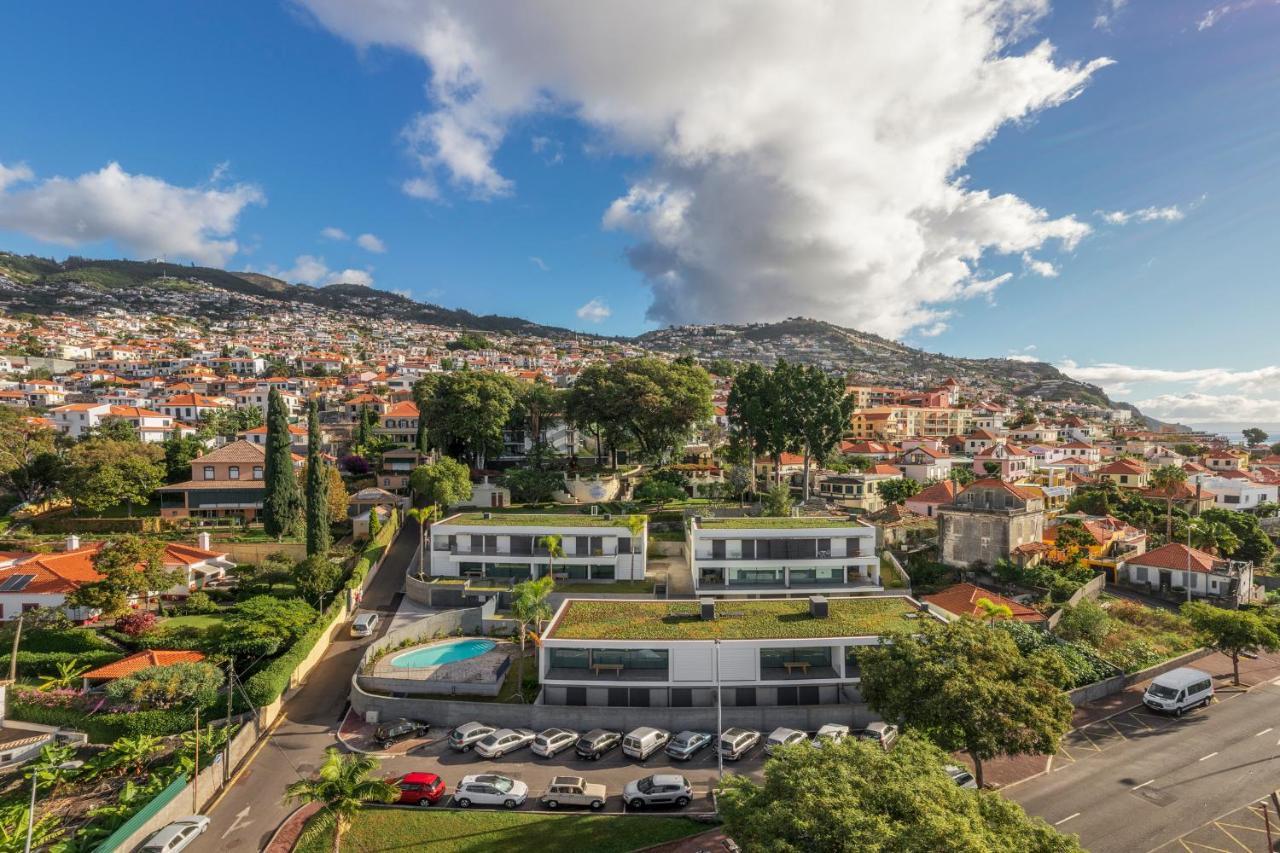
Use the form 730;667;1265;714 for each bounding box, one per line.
1143;667;1213;716
350;612;379;638
622;727;671;760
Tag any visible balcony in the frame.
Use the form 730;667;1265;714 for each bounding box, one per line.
449;546;619;559
759;665;840;681
543;667;668;682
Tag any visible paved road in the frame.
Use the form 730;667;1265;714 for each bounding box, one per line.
1011;679;1280;853
190;521;419;853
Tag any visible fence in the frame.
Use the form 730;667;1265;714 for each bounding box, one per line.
1046;572;1107;630
94;773;189;852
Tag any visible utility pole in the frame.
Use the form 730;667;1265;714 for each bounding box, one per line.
224;660;235;785
714;639;724;781
1187;525;1193;604
9;614;23;682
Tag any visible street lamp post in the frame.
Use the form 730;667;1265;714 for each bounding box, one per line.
26;760;82;853
714;639;723;781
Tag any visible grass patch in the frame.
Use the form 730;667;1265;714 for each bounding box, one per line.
879;554;907;589
160;614;225;630
448;512;641;528
295;808;708;853
695;516;861;529
1090;596;1200;671
553;580;654;594
551;595;917;641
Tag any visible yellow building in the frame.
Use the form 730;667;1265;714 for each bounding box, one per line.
848;406;972;440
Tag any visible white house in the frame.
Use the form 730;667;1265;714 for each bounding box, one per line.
688;515;879;597
1189;473;1279;512
427;512;647;583
894;444;954;483
1119;543;1257;606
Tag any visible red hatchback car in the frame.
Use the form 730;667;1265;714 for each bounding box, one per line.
396;772;446;806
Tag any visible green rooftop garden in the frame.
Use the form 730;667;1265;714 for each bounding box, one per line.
696;516;861;529
447;512;642;528
549;595;919;641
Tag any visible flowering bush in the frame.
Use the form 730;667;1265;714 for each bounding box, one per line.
13;685;85;709
116;611;158;637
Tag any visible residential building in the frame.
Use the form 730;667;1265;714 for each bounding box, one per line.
937;479;1046;567
1201;450;1248;473
972;442;1031;480
687;515;879;597
157;393;233;423
157;440;270;520
1189;473;1278;511
813;470;900;513
427;512;647;582
1119;543;1257;606
922;582;1044;624
905;479;958;518
895;443;954;483
538;594;939;709
377;400;420;446
379;448;427;492
1096;458;1150;489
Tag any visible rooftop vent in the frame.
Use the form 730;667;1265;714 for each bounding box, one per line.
809;595;828;619
482;512;492;520
604;513;612;520
700;598;716;621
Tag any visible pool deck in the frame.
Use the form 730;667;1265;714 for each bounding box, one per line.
367;640;515;686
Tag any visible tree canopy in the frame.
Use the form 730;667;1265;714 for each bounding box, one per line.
0;407;60;504
63;438;164;515
262;387;303;539
410;456;472;511
105;661;223;709
423;371;519;467
1181;601;1280;685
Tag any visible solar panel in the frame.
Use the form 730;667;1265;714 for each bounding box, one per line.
0;574;35;592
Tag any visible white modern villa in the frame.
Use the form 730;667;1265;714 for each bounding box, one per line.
426;512;648;582
687;515;880;597
538;595;939;708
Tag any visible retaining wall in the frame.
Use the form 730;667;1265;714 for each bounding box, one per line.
1067;647;1214;706
649;541;685;558
215;541;309;565
1046;572;1107;630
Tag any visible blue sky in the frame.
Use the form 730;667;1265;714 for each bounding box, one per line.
1;1;1279;424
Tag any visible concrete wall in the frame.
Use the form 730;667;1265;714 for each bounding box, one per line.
649;540;685;558
1066;647;1214;706
215;541;309;565
1046;572;1107;631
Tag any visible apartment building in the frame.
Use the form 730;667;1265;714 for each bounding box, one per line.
848;406;972;441
687;515;879;597
937;479;1046;568
427;512;647;582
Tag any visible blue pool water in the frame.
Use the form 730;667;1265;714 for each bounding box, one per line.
390;639;496;668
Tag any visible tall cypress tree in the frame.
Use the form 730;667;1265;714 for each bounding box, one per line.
262;387;303;539
305;399;332;556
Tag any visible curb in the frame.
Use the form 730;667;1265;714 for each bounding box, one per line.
263;802;320;853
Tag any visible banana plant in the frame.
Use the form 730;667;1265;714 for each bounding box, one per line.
38;657;89;692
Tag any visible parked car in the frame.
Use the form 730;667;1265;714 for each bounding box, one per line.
140;816;210;852
665;731;714;761
623;774;693;809
764;727;808;756
623;727;671;760
395;772;446;806
374;718;429;747
1143;667;1213;716
856;722;899;751
453;774;529;809
350;612;379;638
945;764;978;789
475;728;537;759
718;728;761;761
540;775;607;810
449;722;496;752
532;728;580;758
812;723;850;747
575;728;623;760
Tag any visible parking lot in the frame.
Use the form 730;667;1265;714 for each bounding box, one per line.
341;712;770;815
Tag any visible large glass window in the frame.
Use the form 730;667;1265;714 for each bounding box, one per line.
730;567;783;586
548;648;590;670
590;564;615;580
760;646;832;670
559;648;670;674
486;563;532;580
789;567;843;585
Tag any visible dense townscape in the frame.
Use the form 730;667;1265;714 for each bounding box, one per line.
0;263;1278;852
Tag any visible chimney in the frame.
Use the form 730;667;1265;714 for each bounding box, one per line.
700;598;716;621
809;595;828;619
197;532;211;551
65;534;81;551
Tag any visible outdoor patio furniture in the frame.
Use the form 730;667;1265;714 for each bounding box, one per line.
783;661;811;675
591;663;624;676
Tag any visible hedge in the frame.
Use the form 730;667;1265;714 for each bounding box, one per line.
31;515;167;534
0;649;123;677
241;598;344;707
8;699;210;743
16;627;118;654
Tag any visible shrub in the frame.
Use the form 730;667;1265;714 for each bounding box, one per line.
106;661;224;710
0;649;121;678
116;611;158;637
994;621;1114;689
181;591;219;615
1055;599;1111;647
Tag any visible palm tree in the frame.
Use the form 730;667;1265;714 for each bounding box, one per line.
38;658;89;692
510;575;555;703
285;748;398;853
974;597;1014;625
405;506;437;578
1190;519;1240;557
538;534;565;580
1150;464;1188;540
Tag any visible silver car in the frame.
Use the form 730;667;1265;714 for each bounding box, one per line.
453;774;528;809
856;722;899;751
140;816;210;852
475;728;536;759
623;774;693;809
764;727;808;756
532;727;579;758
449;721;496;752
665;731;714;761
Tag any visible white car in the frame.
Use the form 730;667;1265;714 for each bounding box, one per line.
474;728;537;759
532;727;579;758
945;764;978;789
140;816;210;852
764;727;808;756
453;774;529;809
813;723;850;747
857;722;900;751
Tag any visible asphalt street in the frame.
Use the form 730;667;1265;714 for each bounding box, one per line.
189;521;419;853
1011;678;1280;853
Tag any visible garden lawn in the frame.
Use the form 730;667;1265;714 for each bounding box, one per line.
295;808;707;853
160;614;225;630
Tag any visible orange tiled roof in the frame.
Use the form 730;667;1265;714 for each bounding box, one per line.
82;650;206;681
923;583;1044;623
1127;543;1223;574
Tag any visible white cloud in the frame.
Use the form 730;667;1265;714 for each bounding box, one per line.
0;160;263;266
298;1;1110;338
531;136;564;165
1098;205;1185;225
272;254;374;288
356;232;386;253
1093;0;1128;30
1021;252;1058;277
1057;359;1280;397
575;298;611;323
1134;392;1280;424
528;255;550;272
321;226;349;241
1197;0;1277;30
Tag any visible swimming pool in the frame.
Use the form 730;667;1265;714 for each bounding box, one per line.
389;639;497;669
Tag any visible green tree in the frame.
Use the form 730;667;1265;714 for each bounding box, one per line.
406;506;437;577
762;483;794;517
501;467;564;503
304;400;331;557
1150;464;1188;540
263;387;303;540
1189;518;1240;557
788;365;855;501
68;536;180;616
324;463;348;523
511;574;555;701
366;507;382;542
162;427;204;483
87;418;141;443
24;742;81;795
423;371;518;467
1198;508;1275;566
974;597;1014;625
409;456;472;515
293;555;342;606
226;595;316;651
38;657;90;692
285;748;398;853
876;478;922;506
63;438;164;516
634;477;685;509
98;734;165;776
105;661;224;709
445;332;491;351
564;364;628;468
515;382;565;462
727;362;796;485
725;464;754;505
717;733;1081;853
951;465;976;486
411;375;438;453
0;408;61;504
1181;601;1280;685
859;617;1073;788
352;403;380;451
1243;427;1269;447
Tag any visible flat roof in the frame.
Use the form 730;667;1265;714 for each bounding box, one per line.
695;516;863;529
444;512;640;528
547;596;920;641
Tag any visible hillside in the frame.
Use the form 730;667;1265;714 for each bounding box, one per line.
0;253;584;338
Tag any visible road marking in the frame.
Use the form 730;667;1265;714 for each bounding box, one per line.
1211;821;1253;852
1256;727;1273;736
221;806;252;840
1132;779;1155;790
1054;813;1080;826
1199;752;1219;761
